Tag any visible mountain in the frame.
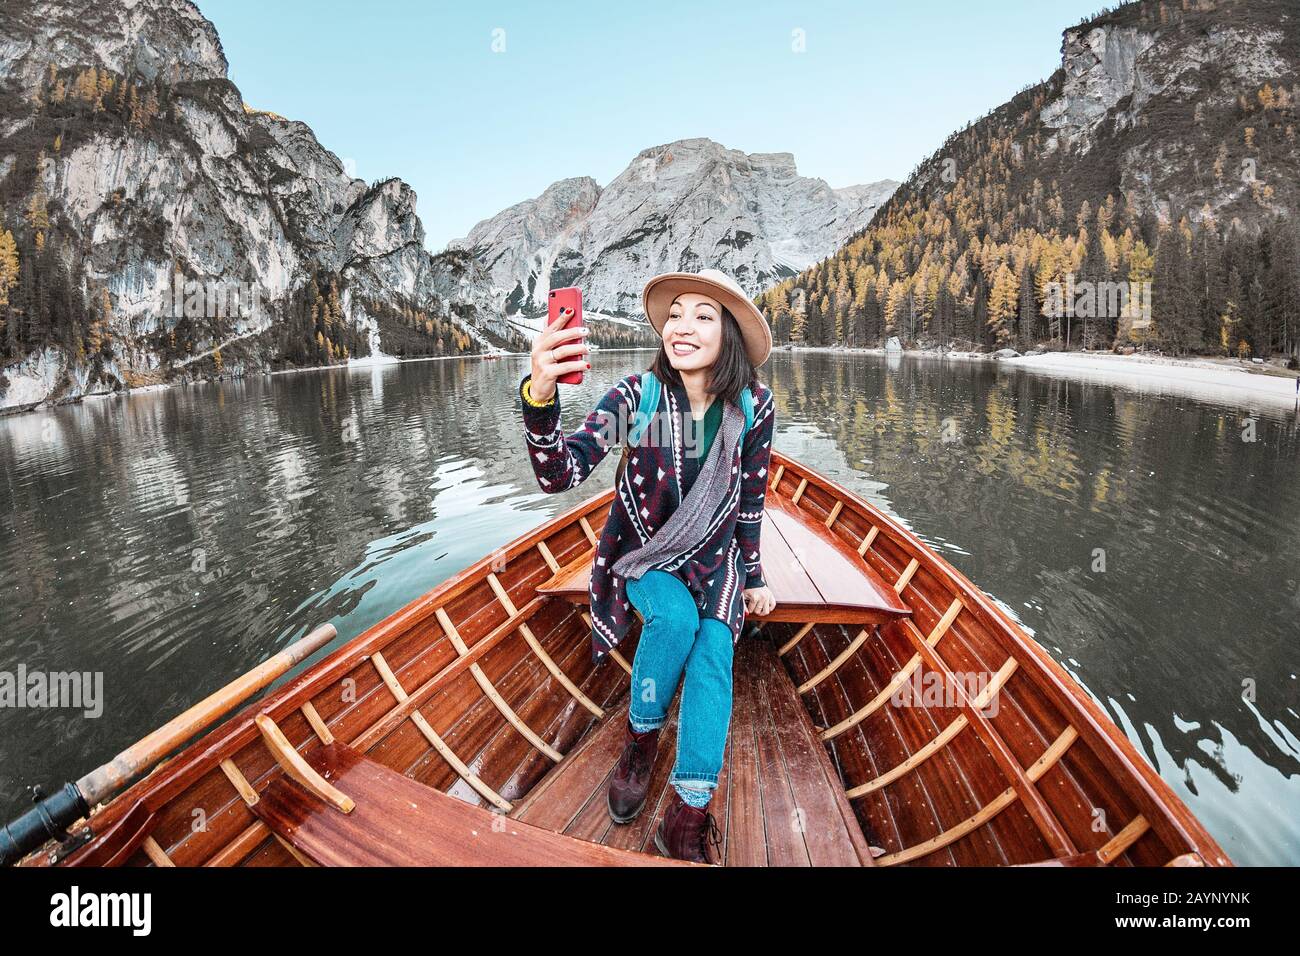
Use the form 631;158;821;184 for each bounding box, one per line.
762;0;1300;359
454;137;896;329
0;0;519;413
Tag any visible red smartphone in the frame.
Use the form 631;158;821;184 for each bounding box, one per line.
548;286;585;385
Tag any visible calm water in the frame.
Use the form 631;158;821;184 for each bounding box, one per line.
1;351;1297;864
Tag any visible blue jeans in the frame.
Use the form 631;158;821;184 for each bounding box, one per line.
624;569;734;799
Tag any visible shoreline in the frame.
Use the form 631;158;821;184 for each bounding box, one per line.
0;346;659;418
775;344;1300;410
1002;350;1300;408
5;343;1298;418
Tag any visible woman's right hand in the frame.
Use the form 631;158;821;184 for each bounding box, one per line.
528;307;590;402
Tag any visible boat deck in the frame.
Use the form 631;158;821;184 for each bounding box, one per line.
251;742;686;866
509;635;876;866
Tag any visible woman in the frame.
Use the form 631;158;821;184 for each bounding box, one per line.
517;268;776;864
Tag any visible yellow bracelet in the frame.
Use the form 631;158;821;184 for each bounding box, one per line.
522;379;556;408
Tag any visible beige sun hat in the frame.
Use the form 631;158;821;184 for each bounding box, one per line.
642;268;773;368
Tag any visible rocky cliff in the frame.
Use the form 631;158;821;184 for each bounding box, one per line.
0;0;514;412
455;136;896;322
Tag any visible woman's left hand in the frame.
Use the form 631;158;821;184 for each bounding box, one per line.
743;585;776;617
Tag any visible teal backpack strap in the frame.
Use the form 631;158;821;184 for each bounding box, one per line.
740;385;755;443
628;371;660;446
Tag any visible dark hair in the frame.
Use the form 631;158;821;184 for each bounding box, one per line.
648;304;758;406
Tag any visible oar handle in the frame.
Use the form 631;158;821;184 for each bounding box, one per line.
76;623;337;805
1;623;337;866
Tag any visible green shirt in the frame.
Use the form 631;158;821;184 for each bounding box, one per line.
700;394;722;460
680;395;722;497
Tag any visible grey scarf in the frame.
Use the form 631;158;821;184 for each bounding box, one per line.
611;398;745;582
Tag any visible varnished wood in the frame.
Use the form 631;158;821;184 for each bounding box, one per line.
253;744;691;867
820;600;962;741
73;623;337;807
540;494;909;627
25;452;1229;869
141;836;174;868
370;651;513;812
513;638;875;866
254;714;355;814
488;571;604;718
434;606;563;762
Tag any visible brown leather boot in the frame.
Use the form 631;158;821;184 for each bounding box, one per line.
606;720;660;823
654;787;722;864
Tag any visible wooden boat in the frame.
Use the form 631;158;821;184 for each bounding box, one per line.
5;452;1230;867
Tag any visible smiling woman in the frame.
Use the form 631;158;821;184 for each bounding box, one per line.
519;268;775;862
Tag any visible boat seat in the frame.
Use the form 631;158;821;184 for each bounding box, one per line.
250;743;691;866
536;496;910;625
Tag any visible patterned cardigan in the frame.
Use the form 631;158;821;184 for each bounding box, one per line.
518;370;776;664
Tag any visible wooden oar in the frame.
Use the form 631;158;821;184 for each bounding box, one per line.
0;623;338;867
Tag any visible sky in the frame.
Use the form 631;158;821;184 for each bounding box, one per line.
199;0;1110;251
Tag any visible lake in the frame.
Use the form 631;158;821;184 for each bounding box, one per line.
1;350;1296;864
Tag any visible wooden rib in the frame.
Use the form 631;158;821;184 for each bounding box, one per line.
213;760;314;868
778;621;816;657
1098;814;1150;864
581;611;633;675
771;463;785;490
536;540;562;574
876;727;1077;866
204;821;270;867
821;651;925;740
578;516;598;545
486;572;603;718
141;835;175;867
894;557;919;594
1026;726;1078;783
973;658;1020;709
846;653;1021;795
220;758;259;807
821;599;963;741
857;525;879;556
217;764;316;867
370;651;513;812
254;714;355;813
350;597;545;754
300;701;334;744
798;626;872;694
897;618;1078;858
791;476;809;504
928;598;964;645
878;788;1019;866
434;606;563;762
824;500;843;528
848;715;970;797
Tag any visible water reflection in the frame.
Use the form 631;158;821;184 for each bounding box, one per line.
0;351;1295;864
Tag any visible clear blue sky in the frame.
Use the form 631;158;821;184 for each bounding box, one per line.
199;0;1108;251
